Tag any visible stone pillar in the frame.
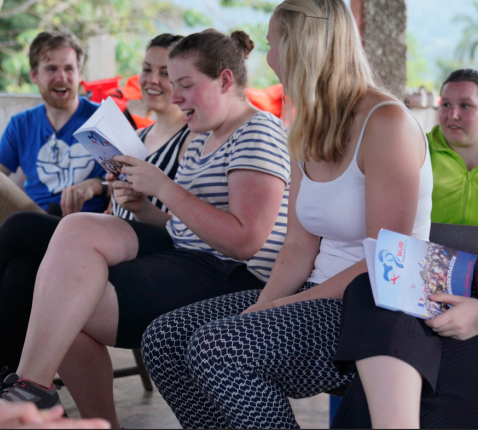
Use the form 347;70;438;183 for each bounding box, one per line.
85;34;116;81
351;0;408;96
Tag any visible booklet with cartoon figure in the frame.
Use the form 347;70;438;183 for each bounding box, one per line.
73;97;148;181
363;229;477;319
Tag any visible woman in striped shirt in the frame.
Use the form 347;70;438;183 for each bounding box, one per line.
1;29;290;428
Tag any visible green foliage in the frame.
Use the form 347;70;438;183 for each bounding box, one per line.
435;57;478;90
0;0;191;92
220;0;279;14
0;0;283;92
406;32;435;90
248;55;279;89
115;35;145;82
454;0;478;61
224;2;279;88
183;9;212;28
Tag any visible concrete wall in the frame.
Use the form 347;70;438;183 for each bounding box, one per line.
86;34;116;82
0;93;438;143
0;93;43;136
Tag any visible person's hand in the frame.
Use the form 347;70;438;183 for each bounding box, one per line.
114;155;171;199
60;179;101;216
110;176;146;214
242;301;275;314
425;294;478;340
0;402;110;429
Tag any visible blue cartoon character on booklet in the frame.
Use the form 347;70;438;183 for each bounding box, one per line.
379;247;404;284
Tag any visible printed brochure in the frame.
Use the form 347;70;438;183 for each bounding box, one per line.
73;97;148;180
363;229;477;319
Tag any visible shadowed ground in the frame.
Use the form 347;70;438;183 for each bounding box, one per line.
58;347;330;429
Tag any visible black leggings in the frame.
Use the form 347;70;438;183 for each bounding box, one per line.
0;212;61;371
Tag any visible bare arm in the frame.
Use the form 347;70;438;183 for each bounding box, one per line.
268;104;425;306
116;155;286;260
0;163;11;176
255;161;321;303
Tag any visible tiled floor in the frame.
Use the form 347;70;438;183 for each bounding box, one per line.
59;347;331;429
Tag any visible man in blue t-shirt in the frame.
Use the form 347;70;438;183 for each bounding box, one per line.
0;31;110;220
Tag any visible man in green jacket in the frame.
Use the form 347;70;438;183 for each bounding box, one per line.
428;68;478;225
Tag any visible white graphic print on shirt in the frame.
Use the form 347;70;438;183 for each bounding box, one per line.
36;136;96;194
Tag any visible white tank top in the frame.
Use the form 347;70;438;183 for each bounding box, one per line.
296;101;433;285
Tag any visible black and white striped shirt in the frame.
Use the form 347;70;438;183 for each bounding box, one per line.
112;124;190;220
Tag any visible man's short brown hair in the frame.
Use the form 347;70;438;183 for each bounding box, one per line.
29;31;85;72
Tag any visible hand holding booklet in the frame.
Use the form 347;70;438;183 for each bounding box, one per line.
364;229;477;319
73;97;148;181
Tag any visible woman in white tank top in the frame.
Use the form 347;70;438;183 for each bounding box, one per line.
134;1;439;428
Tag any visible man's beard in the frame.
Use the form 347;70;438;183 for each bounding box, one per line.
39;84;78;110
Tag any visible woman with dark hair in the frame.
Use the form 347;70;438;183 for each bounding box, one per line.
0;29;290;429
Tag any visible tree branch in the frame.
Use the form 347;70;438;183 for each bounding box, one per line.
0;0;42;19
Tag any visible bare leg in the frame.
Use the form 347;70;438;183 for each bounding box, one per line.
58;333;120;429
357;355;422;429
16;213;138;387
57;284;121;428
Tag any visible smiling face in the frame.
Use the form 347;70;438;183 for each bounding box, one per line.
30;47;80;110
168;55;226;134
438;81;478;147
266;14;282;82
139;46;175;113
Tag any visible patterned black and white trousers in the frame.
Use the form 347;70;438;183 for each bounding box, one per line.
141;283;353;429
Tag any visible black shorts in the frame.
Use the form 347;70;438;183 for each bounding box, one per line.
332;273;478;429
110;220;265;349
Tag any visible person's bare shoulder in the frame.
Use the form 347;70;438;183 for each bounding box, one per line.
358;92;425;170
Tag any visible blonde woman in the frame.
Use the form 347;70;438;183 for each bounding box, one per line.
141;0;432;428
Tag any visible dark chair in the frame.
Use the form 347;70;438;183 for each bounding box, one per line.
429;222;478;255
54;349;153;392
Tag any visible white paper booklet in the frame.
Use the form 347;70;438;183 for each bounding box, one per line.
364;229;477;319
73;97;148;180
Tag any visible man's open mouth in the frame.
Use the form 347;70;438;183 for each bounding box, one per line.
51;87;69;96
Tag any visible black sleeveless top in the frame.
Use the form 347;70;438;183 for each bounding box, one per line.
112;124;190;220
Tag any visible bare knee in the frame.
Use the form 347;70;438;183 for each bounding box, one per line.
50;213;139;265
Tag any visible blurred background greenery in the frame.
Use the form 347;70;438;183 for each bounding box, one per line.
1;0;478;93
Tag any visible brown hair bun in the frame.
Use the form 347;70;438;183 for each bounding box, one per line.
230;31;255;59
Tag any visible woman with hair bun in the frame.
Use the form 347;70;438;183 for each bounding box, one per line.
140;0;433;428
0;29;290;429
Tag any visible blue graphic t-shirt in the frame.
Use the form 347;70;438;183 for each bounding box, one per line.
0;97;108;212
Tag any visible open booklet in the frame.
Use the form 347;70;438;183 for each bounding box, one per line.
73;97;148;181
364;229;477;319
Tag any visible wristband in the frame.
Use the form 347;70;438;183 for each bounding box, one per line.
96;177;109;198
